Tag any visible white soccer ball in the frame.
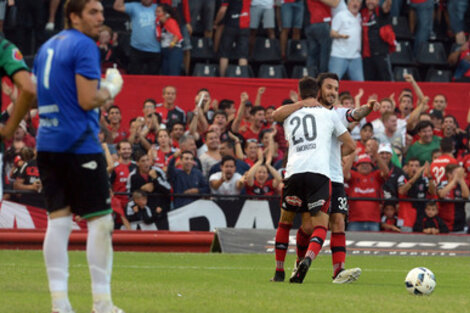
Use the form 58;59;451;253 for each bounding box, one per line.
404;267;436;295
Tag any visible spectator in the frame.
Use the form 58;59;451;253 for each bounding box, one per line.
233;105;267;141
125;190;163;230
4;120;36;150
215;0;251;77
155;4;184;76
371;98;406;137
379;143;404;199
13;147;44;207
374;112;407;151
356;122;373;156
107;105;128;144
244;153;282;196
447;0;468;45
361;0;394;81
148;129;176;172
128;117;152;154
113;0;162;75
328;0;364;81
110;140;137;209
243;139;260;167
176;134;203;170
155;86;186;128
431;94;448;116
430;137;458;185
167;150;209;208
209;140;250;176
249;0;276;54
397;158;434;232
405;121;441;165
259;128;283;164
437;164;469;232
429;109;444;137
415;200;449;234
200;130;222;178
279;0;304;59
343;150;389;232
169;121;185;148
442;115;466;154
127;150;171;229
409;0;433;54
380;201;403;232
448;38;470;82
304;0;336;73
189;0;216;38
97;25;126;73
45;0;61;31
110;190;132;230
218;99;236;124
209;155;244;195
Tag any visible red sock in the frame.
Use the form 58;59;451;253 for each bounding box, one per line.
274;222;292;271
305;226;327;261
296;227;311;262
330;232;346;278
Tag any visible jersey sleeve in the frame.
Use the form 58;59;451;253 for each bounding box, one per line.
331;111;348;137
74;37;101;80
0;39;29;78
331;11;343;32
124;2;136;17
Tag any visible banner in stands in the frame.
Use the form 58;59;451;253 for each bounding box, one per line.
213;228;470;256
0;199;297;231
104;76;468;128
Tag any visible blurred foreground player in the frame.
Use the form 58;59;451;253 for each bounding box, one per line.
0;38;37;197
34;0;124;312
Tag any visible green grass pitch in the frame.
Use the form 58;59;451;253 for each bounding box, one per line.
0;250;469;313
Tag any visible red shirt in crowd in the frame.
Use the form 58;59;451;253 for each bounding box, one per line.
430;154;458;185
245;179;275;196
108;125;128;144
110;161;137;208
346;170;386;223
437;181;466;232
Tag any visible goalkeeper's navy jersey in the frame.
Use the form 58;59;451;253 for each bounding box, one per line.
34;29;102;154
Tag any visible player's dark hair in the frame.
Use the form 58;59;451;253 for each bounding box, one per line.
415;120;434;132
250;106;265;116
316;72;339;90
281;98;294;106
440;137;454;154
298;76;318;100
65;0;98;29
221;155;236;166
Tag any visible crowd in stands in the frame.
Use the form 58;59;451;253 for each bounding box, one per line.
1;0;470;81
2;70;470;234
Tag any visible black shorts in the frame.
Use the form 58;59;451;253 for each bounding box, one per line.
37;152;111;219
330;182;349;215
219;27;249;59
282;172;331;216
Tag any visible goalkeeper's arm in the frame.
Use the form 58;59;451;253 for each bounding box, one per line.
76;69;123;111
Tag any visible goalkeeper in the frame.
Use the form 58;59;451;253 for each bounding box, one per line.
33;0;124;312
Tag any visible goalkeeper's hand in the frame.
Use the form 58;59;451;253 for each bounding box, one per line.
101;68;123;99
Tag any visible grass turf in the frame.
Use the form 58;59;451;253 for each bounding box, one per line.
0;250;469;313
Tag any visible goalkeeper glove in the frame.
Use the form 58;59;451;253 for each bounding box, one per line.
101;67;123;99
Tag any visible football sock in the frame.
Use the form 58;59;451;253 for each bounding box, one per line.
43;215;73;310
305;226;327;261
87;214;114;306
296;226;311;262
331;232;346;278
274;222;292;271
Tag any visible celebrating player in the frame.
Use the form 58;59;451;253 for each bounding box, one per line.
34;0;124;312
270;76;356;282
274;73;379;284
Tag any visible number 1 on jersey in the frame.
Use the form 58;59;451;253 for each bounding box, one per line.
44;48;54;89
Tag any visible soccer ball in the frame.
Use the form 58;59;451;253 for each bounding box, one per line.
404;267;436;295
